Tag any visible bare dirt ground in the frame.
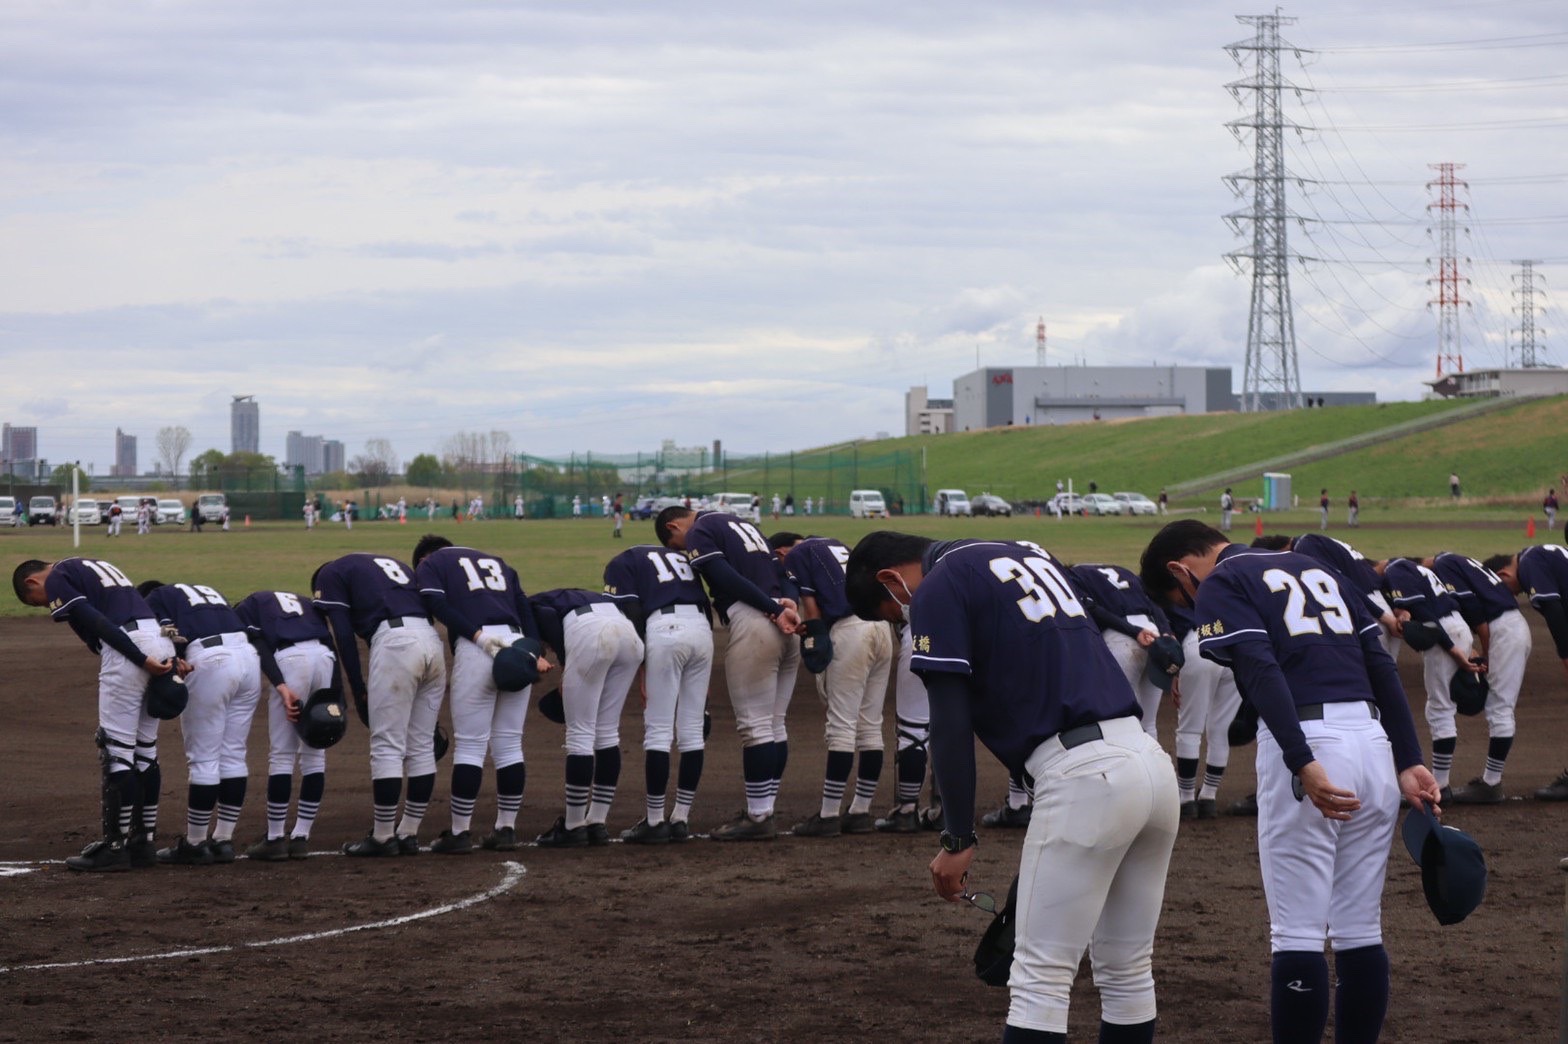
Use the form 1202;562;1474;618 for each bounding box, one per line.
1;614;1564;1043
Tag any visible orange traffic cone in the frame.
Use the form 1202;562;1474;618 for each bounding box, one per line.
399;514;406;525
456;512;463;524
244;515;251;528
1254;513;1264;537
1528;517;1536;538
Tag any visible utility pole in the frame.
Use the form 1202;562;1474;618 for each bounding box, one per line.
1427;163;1469;377
1224;11;1306;412
1513;260;1547;368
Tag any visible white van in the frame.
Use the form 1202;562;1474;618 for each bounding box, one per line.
68;498;103;525
0;496;17;526
934;489;971;516
849;489;888;519
711;492;755;518
196;493;228;523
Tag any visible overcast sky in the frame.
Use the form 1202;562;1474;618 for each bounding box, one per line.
2;0;1565;470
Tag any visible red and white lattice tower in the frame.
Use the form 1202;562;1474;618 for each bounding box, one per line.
1036;317;1047;366
1427;163;1469;377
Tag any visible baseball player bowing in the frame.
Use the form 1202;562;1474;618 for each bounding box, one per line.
1067;563;1178;743
139;578;263;865
1157;590;1242;819
773;533;895;837
314;553;447;856
847;533;1179;1043
13;558;180;871
413;536;551;853
1143;521;1439;1044
528;588;644;846
874;623;940;833
1427;550;1531;804
603;542;714;844
1259;534;1402;658
1487;545;1568;800
655;506;802;841
1375;557;1481;801
233;589;340;860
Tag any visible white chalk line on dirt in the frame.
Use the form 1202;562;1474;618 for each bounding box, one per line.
0;859;526;974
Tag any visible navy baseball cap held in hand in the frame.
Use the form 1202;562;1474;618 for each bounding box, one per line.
1144;635;1185;692
1401;805;1486;925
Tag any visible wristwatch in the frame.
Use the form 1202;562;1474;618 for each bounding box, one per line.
939;831;977;854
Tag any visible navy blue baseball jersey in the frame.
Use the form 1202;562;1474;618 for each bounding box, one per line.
782;537;853;624
1162;599;1197;643
1381;559;1460;624
312;553;426;641
233;590;332;648
1515;544;1568;610
1195;545;1422;772
46;557;155;651
1292;534;1384;611
909;539;1139;774
684;511;782;611
528;589;620;656
145;581;246;641
1067;564;1166;633
414;546;535;648
1430;552;1517;627
603;545;710;614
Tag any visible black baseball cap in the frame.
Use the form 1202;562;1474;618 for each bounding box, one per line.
1401;805;1486;926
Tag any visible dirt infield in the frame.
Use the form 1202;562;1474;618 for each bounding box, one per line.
1;614;1564;1043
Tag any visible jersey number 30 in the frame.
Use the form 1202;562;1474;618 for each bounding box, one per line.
990;556;1086;623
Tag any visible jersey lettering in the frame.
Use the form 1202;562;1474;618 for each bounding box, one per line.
1464;557;1503;586
274;592;304;615
83;560;133;588
726;520;770;555
373;557;411;584
829;543;851;568
174;583;228;607
645;550;695;583
457;556;507;592
990;555;1087;623
1264;567;1353;636
1097;567;1131;590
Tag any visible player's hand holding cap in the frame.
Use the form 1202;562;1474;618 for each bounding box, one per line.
1401;805;1486;925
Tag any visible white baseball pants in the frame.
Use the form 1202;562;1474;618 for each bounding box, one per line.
366;617;446;780
449;625;530;769
814;615;893;752
723;602;801;747
561;604;643;756
1174;631;1240;765
643;606;713;754
267;640;336;776
180;633;262;785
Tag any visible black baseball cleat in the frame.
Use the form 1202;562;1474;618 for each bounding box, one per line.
792;813;842;838
841;812;876;835
205;838;236;864
127;835;158;869
430;830;473;855
1179;801;1197;820
585;822;611;846
245;836;291;862
535;817;589;848
1449;778;1504;805
1227;793;1259;817
667;820;691;843
480;827;520;851
397;835;421;856
1535;771;1568;801
1195;799;1218;820
979;803;1032;829
66;838;132;873
342;833;400;858
621;818;671;844
710;811;777;842
874;808;920;833
158;837;215;866
287;836;311;860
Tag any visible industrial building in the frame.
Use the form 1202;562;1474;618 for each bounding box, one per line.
1426;367;1568;400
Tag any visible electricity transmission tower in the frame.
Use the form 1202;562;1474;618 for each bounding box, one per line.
1426;163;1469;377
1512;260;1547;368
1224;12;1306;412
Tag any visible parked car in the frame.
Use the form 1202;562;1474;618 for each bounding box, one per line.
933;489;971;516
29;495;57;526
68;498;103;525
631;495;685;520
0;496;19;526
196;493;228;523
1081;493;1124;516
1114;492;1159;516
849;489;889;519
710;492;757;519
970;493;1013;517
156;499;186;525
1050;492;1084;516
116;495;147;520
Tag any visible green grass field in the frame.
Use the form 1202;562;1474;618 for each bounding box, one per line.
1;507;1546;619
719;396;1566;508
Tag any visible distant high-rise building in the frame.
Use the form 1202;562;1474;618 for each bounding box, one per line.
112;428;138;477
231;395;259;455
322;439;346;475
287;430;337;475
2;423;39;479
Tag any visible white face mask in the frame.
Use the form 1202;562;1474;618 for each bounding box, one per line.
882;574;914;624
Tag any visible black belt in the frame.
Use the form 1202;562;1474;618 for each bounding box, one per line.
384;617;406;629
1021;722;1106;791
122;620;152;632
569;604;596;617
1298;701;1378;721
198;635;224;649
654;605;700;616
